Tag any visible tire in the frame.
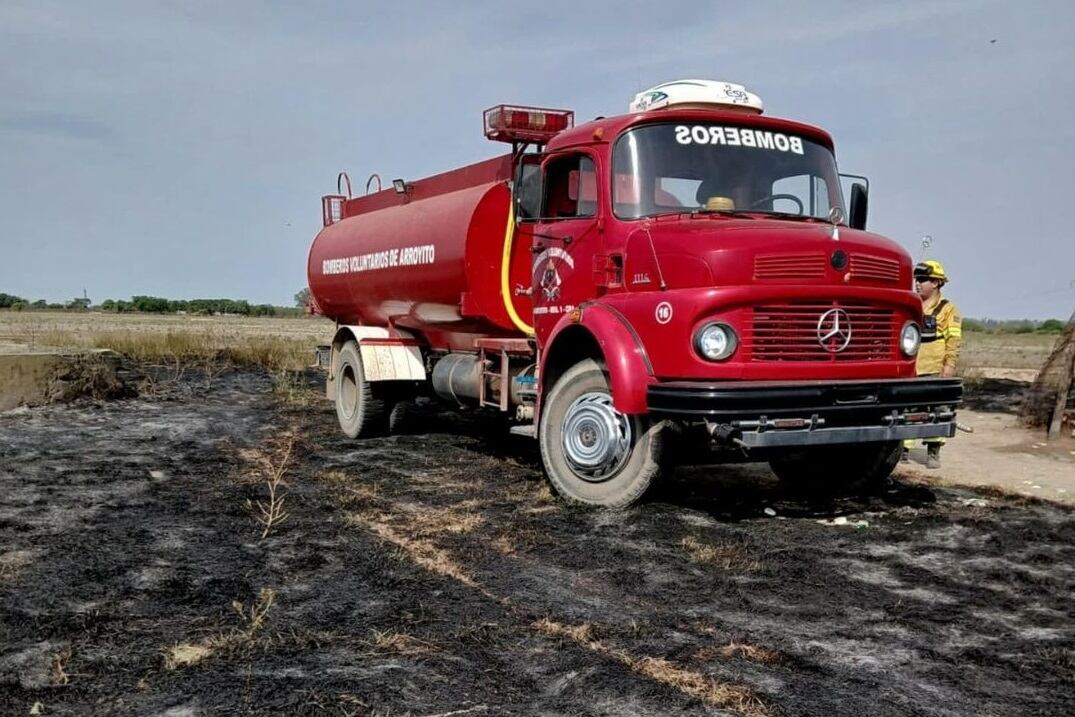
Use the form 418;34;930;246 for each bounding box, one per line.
538;359;664;508
768;440;901;495
334;340;388;438
386;398;413;434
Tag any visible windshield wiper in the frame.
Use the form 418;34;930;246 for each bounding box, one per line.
748;211;827;223
635;209;749;221
689;208;755;219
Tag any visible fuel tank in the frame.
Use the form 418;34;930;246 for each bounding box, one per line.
307;155;533;351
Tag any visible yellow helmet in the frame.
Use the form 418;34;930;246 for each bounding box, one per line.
914;259;948;283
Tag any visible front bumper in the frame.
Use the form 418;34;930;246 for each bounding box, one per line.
647;378;962;448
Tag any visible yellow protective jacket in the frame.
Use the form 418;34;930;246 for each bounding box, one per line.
916;293;962;375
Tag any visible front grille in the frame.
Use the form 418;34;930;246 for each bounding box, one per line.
849;253;900;283
749;302;897;362
753;253;826;280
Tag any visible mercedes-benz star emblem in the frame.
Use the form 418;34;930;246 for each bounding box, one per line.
817;308;852;352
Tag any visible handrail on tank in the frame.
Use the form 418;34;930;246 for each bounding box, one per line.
365;174;382;195
337;172;353;198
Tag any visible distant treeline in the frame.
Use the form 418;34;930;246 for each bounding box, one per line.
0;292;304;317
101;296;297;316
963;317;1069;334
1;290;1068;330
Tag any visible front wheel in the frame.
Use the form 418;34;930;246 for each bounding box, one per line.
768;440;901;495
539;359;664;508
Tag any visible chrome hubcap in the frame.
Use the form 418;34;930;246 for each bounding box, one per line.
561;391;632;482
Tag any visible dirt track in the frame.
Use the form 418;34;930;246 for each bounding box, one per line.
2;371;1074;716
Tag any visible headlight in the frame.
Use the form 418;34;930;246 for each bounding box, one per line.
695;322;738;361
900;321;921;357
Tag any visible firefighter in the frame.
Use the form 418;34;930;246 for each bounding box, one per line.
903;259;962;468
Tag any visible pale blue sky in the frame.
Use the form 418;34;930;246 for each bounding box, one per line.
2;0;1073;318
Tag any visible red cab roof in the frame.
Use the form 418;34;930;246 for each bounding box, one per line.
545;109;835;155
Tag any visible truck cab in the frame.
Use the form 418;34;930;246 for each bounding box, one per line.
518;81;960;505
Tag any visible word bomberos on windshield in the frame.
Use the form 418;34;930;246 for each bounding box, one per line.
674;125;804;155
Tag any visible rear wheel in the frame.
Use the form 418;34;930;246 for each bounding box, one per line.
334;340;388;438
539;359;664;508
768;440;901;495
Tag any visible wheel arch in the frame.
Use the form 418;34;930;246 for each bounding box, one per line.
539;305;653;416
327;325;426;398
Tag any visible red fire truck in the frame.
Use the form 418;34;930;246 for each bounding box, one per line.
308;80;961;507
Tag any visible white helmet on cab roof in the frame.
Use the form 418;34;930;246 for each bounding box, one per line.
630;80;764;114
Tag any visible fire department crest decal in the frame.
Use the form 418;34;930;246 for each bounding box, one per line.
540;260;561;301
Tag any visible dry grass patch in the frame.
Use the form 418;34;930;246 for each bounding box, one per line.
407;505;486;537
0;550;35;582
26;324;315;373
491;534;516;556
346;513;484;592
959;332;1056;372
231;587;277;633
50;646;72;686
534;618;595;644
490;525;560;555
445;513;485;534
695;642;785;666
345;484;382;508
681;536;761;571
162;588;279;672
163;643;214;670
86;330;214;363
272;369;320;407
516;480;557;505
368;629;436;656
340;486;488;537
322;471;381;500
225;337;313;372
532;618;771;716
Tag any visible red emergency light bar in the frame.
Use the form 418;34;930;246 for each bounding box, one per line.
483;104;574;144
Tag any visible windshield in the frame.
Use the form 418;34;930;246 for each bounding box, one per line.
612;122;845;221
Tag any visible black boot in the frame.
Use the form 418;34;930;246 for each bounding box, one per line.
926;443;941;469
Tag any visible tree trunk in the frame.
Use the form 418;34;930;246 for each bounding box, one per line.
1047;340;1075;440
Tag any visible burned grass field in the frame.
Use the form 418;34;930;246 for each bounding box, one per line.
2;369;1074;716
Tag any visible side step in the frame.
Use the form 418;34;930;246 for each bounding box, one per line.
509;425;536;438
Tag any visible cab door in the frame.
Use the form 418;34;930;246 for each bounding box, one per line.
531;151;600;342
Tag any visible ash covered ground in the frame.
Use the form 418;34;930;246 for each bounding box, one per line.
1;371;1073;716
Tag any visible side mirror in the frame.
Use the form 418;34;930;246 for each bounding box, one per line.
849;183;868;230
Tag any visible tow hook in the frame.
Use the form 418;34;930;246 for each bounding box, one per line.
706;422;750;450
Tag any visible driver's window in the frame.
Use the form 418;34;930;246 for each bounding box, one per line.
543;154;596;219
